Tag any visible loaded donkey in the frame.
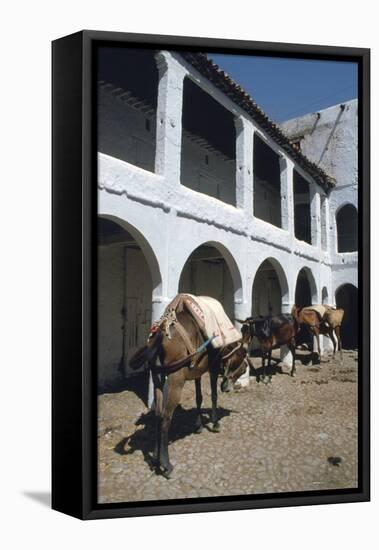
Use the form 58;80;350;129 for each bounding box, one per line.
129;294;251;478
237;314;298;382
291;304;344;364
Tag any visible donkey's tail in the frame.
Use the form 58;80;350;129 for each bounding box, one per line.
129;331;163;370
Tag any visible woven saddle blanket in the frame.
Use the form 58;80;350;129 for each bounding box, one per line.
302;304;335;319
164;293;241;349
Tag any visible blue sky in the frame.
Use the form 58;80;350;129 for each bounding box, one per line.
209;54;358;123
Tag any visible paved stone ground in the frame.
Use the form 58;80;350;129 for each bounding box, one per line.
98;349;358;503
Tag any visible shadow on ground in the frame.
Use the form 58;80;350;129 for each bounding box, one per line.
248;349;317;381
114;405;237;471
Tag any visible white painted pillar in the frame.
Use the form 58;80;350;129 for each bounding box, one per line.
280;157;295;236
315;334;324;358
234;116;254;217
324;195;332;254
280;301;293;367
310;184;321;249
234;300;251;387
321;194;331;252
323;332;334;354
155;51;187;187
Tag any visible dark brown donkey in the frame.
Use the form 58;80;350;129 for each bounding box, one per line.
237;314;298;382
129;309;250;478
291;305;344;364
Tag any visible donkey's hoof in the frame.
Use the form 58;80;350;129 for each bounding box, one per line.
211;422;221;433
161;465;173;479
195;424;203;434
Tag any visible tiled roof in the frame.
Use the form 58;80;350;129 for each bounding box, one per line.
180;52;336;191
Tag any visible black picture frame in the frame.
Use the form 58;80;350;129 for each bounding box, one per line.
52;30;370;520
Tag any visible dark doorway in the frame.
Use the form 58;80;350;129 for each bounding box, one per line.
295;268;313;308
336;284;358;349
252;259;282;316
294;171;312;244
98;217;153;401
336;204;358;252
179;244;235;319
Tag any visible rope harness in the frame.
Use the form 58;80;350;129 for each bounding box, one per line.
148;309;241;375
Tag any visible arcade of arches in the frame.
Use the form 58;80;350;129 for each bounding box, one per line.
97;219;359;392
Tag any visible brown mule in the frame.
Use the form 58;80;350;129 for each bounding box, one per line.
129;309;250;478
291;305;344;364
237;314;298;382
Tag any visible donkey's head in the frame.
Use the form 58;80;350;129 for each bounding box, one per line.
291;304;301;320
220;345;248;392
235;318;255;350
129;326;164;371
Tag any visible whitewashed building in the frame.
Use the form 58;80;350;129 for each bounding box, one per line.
282;100;358;349
97;47;358;392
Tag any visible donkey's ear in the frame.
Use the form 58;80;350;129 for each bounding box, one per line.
235;318;246;324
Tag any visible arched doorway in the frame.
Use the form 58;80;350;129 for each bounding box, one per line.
295;267;317;308
336;204;358;253
178;243;241;320
295;268;317;348
336;284;358;349
98;216;161;394
252;259;288;316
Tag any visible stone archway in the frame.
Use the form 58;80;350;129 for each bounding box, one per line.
178;241;242;320
294;267;318;349
295;267;317;308
252;258;289;316
98;215;162;395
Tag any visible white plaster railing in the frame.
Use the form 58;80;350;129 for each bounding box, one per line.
98;152;328;261
331;251;358;266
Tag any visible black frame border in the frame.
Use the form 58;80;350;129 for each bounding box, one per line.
52;30;370;520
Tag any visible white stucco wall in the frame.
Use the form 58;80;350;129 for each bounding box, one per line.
97;50;357;389
281;100;358;301
98;245;124;388
98;87;156;172
181;135;236;206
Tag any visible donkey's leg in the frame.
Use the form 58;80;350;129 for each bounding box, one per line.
151;370;163;467
262;351;270;384
159;374;185;478
194;377;203;434
259;350;265;383
289;339;297;377
267;348;273;383
312;329;321;365
209;366;221;432
328;328;337;360
335;326;343;362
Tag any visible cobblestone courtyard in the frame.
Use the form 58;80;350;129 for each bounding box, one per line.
98;350;358;503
